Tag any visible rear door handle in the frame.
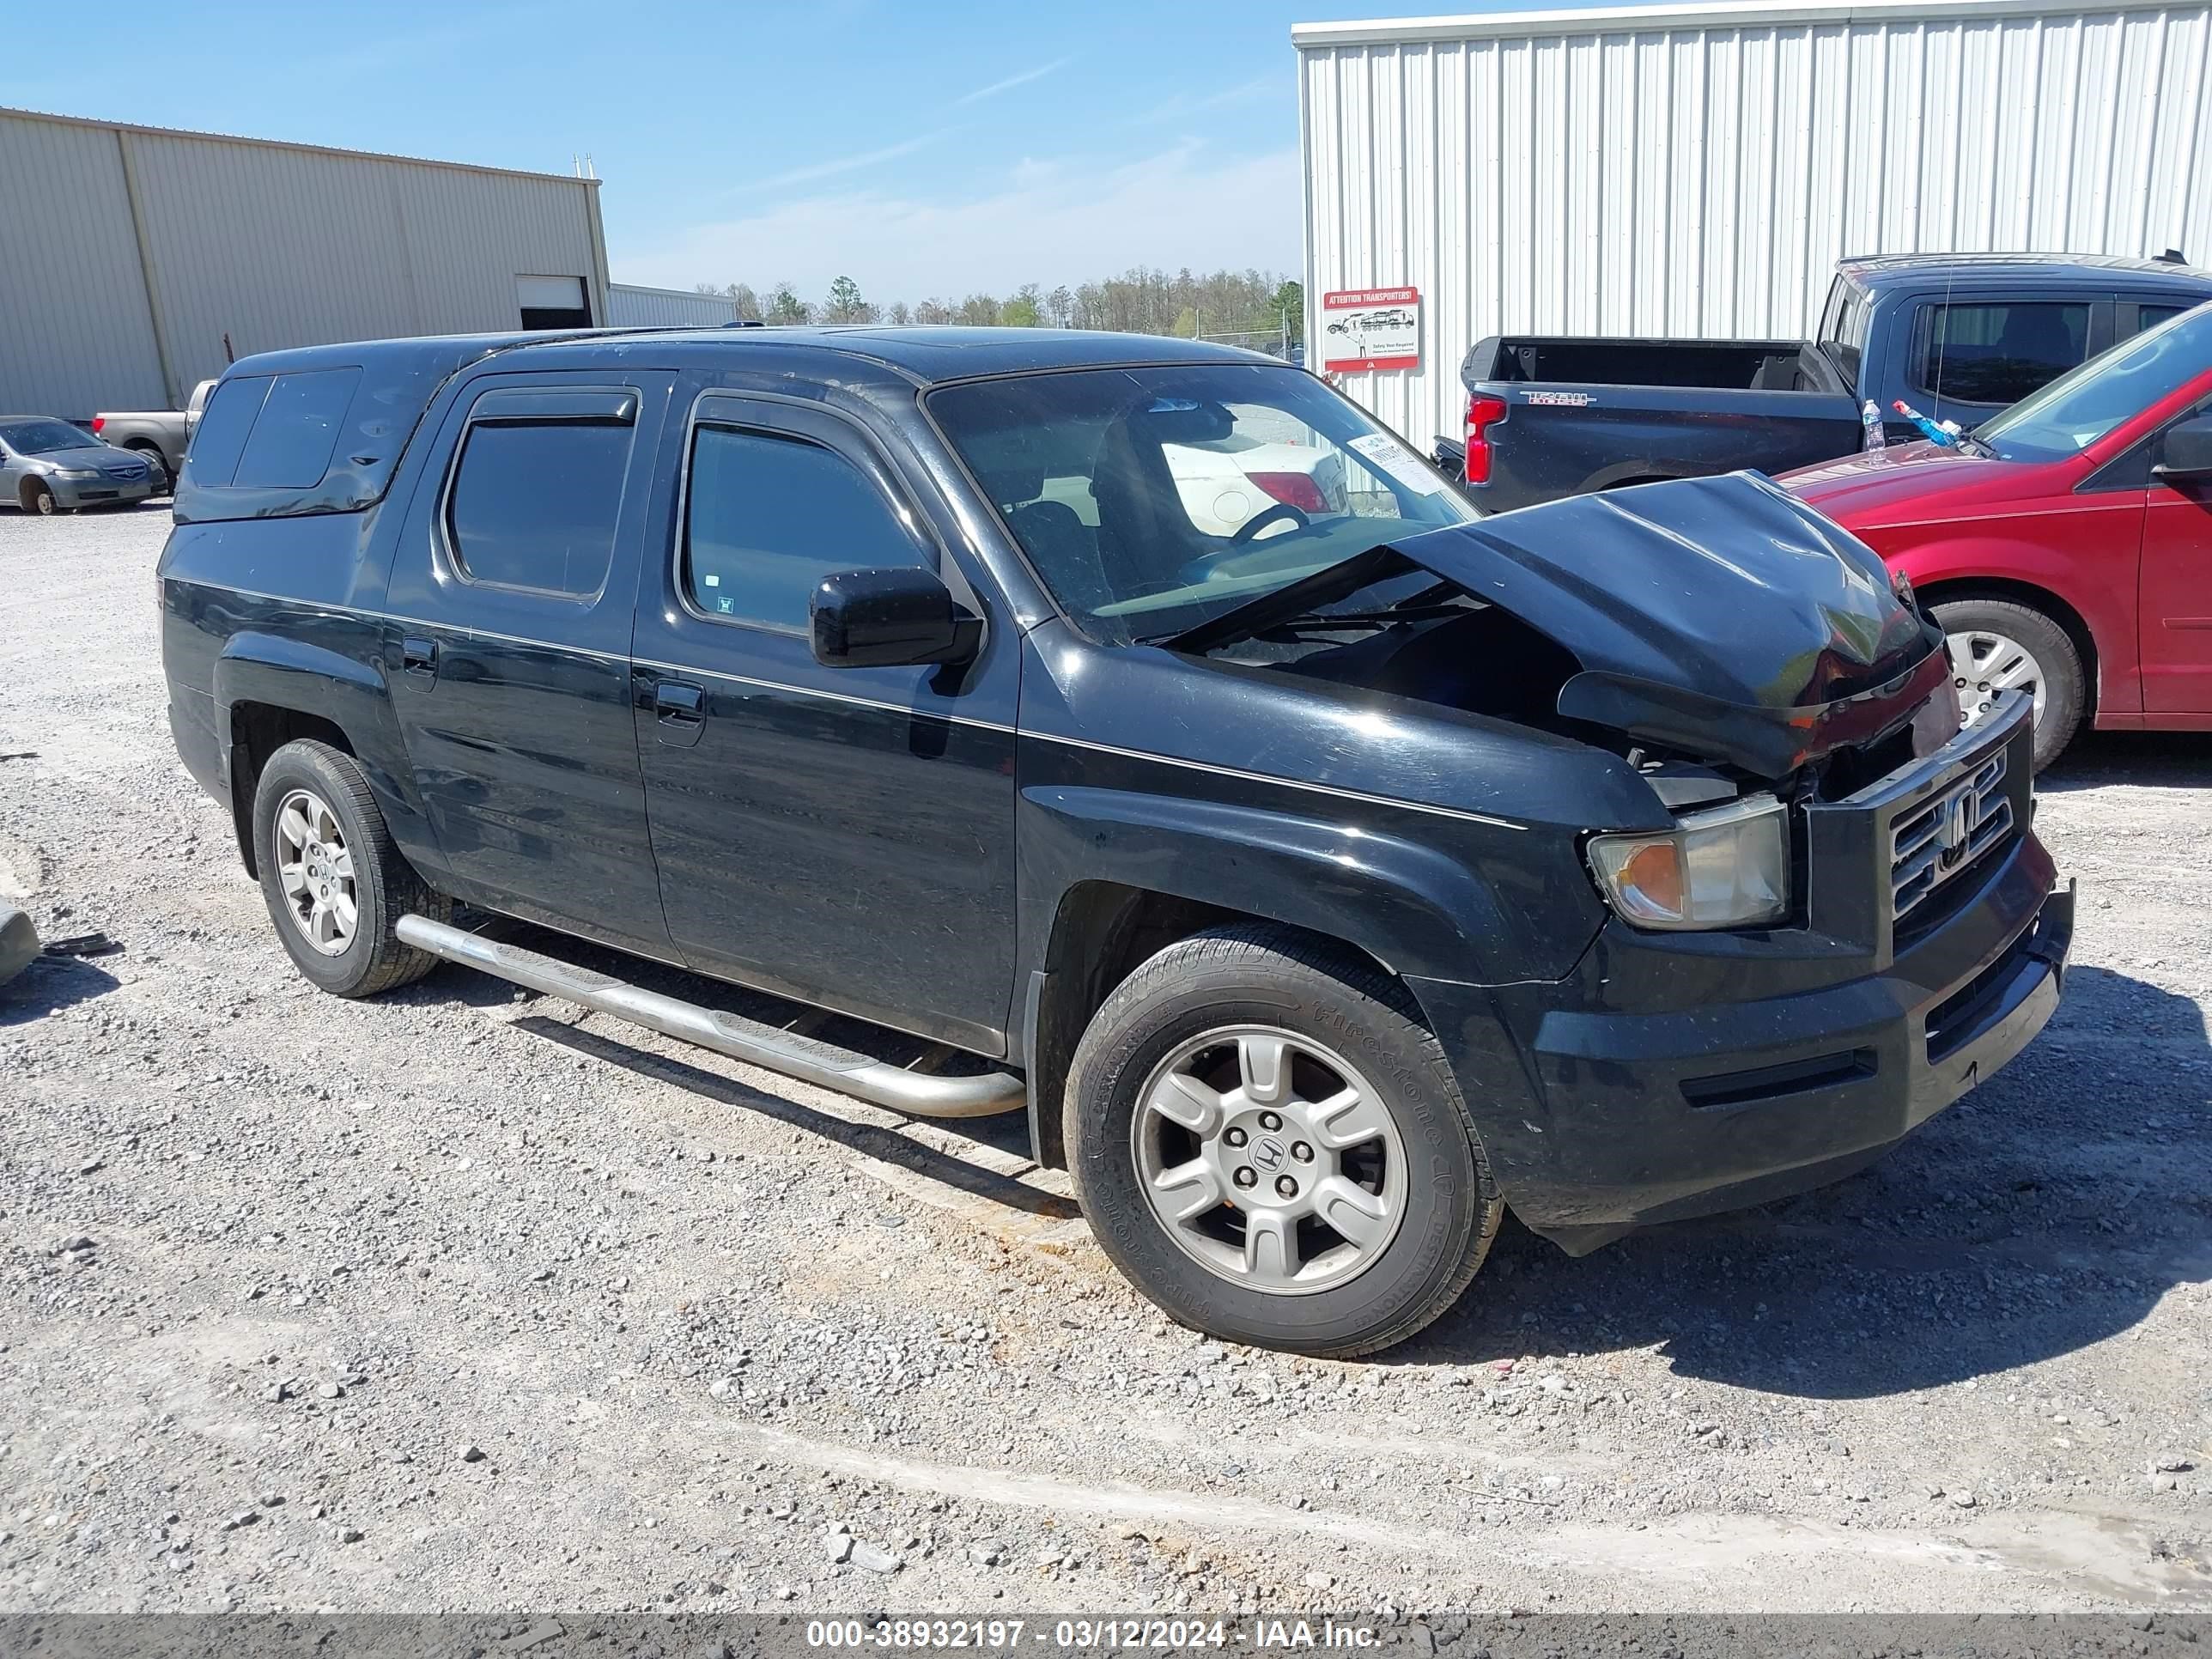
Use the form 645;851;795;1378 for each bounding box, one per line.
402;636;439;680
653;680;705;747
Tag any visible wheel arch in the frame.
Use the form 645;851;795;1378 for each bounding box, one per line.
1021;881;1417;1170
1911;574;2101;720
224;702;355;877
1012;781;1579;1169
212;635;435;882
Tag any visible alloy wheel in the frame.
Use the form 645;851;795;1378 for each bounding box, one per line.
1130;1025;1407;1295
272;788;358;956
1948;628;2047;730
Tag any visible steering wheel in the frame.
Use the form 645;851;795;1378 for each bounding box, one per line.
1233;501;1309;544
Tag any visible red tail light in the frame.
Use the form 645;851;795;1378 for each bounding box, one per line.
1248;471;1329;514
90;416;106;434
1464;395;1507;484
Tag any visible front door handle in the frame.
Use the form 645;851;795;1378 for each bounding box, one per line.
402;636;439;680
653;680;706;747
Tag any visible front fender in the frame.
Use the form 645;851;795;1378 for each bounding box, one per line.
1018;784;1596;989
1887;534;2135;713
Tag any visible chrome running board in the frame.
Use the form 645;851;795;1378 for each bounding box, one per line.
395;915;1024;1120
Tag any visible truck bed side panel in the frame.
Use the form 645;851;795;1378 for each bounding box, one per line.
1472;386;1862;514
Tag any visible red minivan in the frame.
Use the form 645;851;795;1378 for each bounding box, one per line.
1784;303;2212;769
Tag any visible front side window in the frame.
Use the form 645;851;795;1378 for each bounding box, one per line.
1916;301;2089;405
928;362;1473;646
683;425;927;633
1978;302;2212;463
447;418;632;597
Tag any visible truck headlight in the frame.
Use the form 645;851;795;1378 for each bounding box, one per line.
1587;795;1790;930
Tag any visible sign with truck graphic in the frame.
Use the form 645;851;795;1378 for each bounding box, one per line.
1320;287;1420;372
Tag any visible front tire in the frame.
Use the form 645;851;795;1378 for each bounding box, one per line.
1065;924;1500;1357
1930;598;2084;772
251;739;447;997
25;481;63;516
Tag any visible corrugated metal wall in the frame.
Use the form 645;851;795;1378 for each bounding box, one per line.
1297;0;2212;445
608;284;742;327
0;112;169;416
0;107;607;418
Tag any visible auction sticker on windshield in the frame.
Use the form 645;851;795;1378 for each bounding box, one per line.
1348;432;1446;495
1321;287;1420;373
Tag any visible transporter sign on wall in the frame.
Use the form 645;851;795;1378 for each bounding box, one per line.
1320;287;1420;373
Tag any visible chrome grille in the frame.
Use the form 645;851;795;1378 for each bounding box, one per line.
1890;749;2012;921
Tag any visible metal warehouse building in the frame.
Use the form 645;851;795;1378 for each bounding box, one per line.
605;283;743;327
0;106;614;420
1297;0;2212;445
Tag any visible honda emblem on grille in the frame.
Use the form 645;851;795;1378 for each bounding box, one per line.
1938;787;1978;868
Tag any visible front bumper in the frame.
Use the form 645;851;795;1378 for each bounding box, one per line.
1413;694;2071;1250
51;474;155;508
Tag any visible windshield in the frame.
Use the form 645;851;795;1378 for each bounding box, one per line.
0;420;95;456
927;363;1474;646
1976;301;2212;462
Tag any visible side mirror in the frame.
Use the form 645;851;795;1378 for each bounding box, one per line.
2153;414;2212;484
810;567;981;669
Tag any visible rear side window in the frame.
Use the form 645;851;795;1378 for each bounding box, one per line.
186;368;360;489
232;368;360;489
1916;301;2089;404
447;410;635;598
1818;282;1869;384
684;425;926;632
185;376;270;486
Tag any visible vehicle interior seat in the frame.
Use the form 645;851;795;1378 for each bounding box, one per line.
1994;306;2080;368
1092;413;1204;600
999;457;1113;616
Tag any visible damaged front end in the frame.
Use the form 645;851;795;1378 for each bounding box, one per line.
1217;470;1963;799
1176;471;2069;1246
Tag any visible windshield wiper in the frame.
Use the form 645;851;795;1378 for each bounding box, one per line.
1151;545;1413;653
1249;597;1469;640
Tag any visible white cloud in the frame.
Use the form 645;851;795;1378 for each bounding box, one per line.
952;57;1072;106
746;129;957;193
1130;76;1278;126
618;143;1302;301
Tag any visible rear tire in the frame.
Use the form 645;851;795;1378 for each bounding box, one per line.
251;739;447;997
1065;923;1500;1357
1929;598;2084;772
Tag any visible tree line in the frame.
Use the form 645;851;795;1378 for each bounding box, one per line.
693;268;1304;341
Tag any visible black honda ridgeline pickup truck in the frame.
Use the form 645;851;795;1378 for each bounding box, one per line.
159;327;2071;1357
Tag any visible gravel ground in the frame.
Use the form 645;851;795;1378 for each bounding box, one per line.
2;502;2208;1617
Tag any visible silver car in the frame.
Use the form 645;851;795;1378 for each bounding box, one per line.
0;416;158;514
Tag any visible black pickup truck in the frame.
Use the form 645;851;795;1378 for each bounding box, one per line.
160;326;2069;1356
1451;252;2212;514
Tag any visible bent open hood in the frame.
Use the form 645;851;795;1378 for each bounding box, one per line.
1395;471;1948;777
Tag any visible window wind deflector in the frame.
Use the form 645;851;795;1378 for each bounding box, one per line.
469;388;638;425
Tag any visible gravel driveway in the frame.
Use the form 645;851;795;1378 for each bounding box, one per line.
3;504;2208;1617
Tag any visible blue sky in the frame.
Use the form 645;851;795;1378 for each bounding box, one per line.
3;0;1560;307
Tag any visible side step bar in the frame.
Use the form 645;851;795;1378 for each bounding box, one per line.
395;915;1025;1120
